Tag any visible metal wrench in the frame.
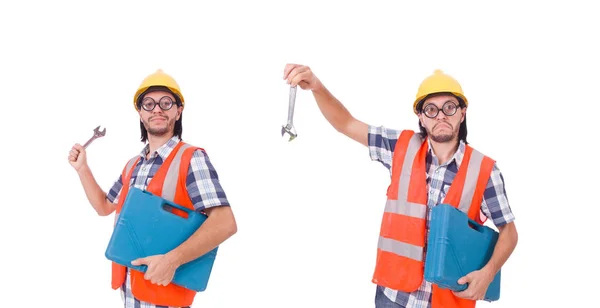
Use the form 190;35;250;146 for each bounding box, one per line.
281;85;298;141
83;125;107;149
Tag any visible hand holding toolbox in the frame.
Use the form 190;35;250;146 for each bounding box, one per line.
424;203;501;301
105;187;218;292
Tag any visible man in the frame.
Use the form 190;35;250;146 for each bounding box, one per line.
282;64;518;308
68;69;237;308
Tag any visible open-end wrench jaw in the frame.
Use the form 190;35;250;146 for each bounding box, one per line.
281;86;298;142
93;125;106;137
281;124;297;141
84;125;107;149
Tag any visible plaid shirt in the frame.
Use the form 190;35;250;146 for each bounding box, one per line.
368;125;515;308
106;136;230;308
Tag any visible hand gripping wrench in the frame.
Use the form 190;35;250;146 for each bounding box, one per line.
281;85;298;141
83;125;106;149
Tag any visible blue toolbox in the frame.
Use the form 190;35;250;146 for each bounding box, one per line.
105;187;218;292
424;203;501;301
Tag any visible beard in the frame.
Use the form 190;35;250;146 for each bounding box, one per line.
428;122;457;143
143;116;175;137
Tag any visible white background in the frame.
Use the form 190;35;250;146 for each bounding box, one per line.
1;0;598;307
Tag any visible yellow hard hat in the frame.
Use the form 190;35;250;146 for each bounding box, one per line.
133;69;184;111
413;69;468;114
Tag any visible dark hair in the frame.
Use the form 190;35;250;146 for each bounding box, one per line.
415;92;468;144
136;86;183;143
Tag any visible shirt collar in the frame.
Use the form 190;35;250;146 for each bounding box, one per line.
426;138;466;167
139;136;181;160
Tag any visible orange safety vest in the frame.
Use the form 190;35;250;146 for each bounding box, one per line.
111;141;204;307
372;130;495;308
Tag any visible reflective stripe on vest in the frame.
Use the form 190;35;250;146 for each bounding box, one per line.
162;143;192;201
458;147;484;212
380;132;426;261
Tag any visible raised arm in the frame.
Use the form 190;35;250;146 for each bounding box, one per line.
68;143;116;216
283;63;369;146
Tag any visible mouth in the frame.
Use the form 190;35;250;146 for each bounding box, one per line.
434;122;452;130
150;117;167;122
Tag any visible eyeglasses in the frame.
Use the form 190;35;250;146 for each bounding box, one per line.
422;101;459;118
140;96;176;112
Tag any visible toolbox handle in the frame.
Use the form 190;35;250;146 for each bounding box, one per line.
161;200;194;218
467;217;485;233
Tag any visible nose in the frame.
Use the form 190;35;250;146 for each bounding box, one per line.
151;105;165;114
435;109;448;120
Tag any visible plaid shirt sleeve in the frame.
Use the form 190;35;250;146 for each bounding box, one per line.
106;175;123;204
368;125;402;171
186;149;230;211
480;163;515;227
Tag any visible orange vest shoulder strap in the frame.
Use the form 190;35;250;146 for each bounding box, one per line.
387;130;416;199
121;156;140;184
146;141;186;196
407;135;429;205
442;144;496;222
116;156;141;212
443;145;473;208
468;151;495;222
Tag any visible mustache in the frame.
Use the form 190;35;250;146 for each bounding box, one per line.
149;115;168;121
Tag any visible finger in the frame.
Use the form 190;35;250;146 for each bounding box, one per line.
285;65;308;84
144;268;155;281
290;70;312;87
453;290;474;300
457;275;471;285
283;63;299;79
287;66;310;85
144;267;156;281
297;80;311;90
131;258;146;266
73;143;84;151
